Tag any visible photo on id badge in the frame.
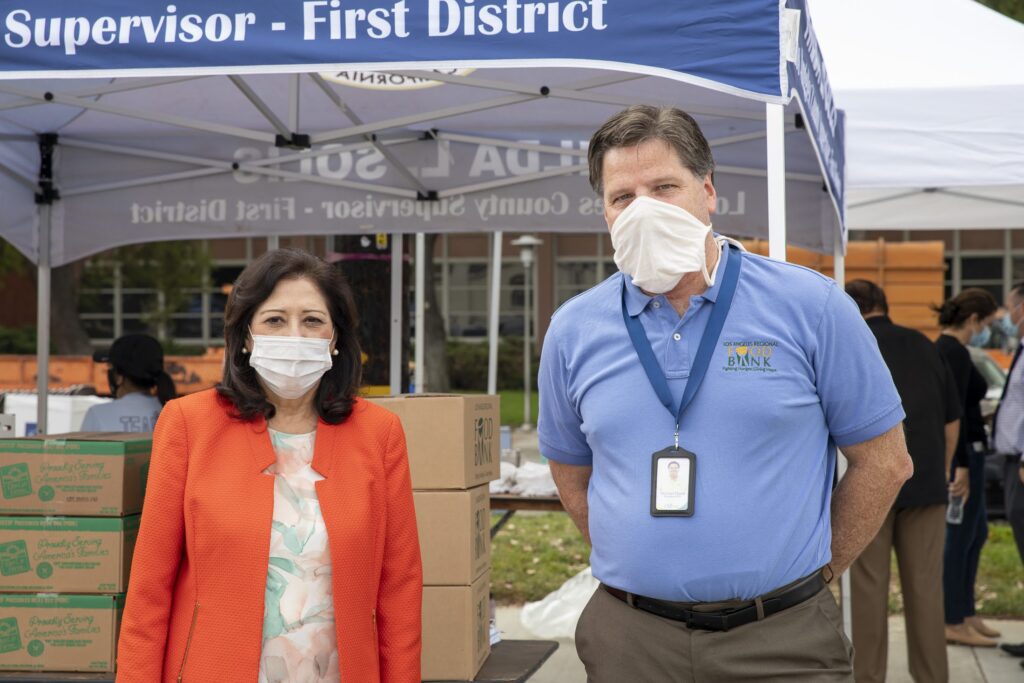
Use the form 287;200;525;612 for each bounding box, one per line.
651;448;695;517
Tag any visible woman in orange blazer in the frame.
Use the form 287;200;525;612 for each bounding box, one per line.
117;249;422;682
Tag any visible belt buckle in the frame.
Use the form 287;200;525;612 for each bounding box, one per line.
686;610;730;632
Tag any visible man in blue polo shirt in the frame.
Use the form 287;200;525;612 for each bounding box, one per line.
538;105;913;682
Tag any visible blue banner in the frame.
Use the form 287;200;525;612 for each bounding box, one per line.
787;0;845;222
0;0;783;97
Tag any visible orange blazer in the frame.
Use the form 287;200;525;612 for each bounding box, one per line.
116;389;422;683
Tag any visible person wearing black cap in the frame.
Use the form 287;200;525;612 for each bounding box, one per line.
81;334;177;432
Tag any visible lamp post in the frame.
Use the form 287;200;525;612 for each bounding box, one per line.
511;235;543;430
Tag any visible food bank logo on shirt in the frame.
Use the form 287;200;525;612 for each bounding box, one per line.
722;340;778;373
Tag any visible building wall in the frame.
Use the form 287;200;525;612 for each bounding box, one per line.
3;228;1021;352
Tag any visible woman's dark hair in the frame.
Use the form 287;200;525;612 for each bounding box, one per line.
116;369;177;406
216;248;362;424
101;333;177;405
931;288;999;328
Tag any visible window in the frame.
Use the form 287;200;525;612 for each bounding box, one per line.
76;238;296;349
960;256;1003;304
555;260;617;306
440;260;529;339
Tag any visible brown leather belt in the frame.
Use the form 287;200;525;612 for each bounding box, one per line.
602;572;825;632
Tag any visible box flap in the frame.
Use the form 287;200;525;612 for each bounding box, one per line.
0;594;120;609
0;433;152;456
0;516;133;532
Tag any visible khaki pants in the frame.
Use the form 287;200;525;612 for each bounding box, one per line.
851;505;947;683
575;583;853;682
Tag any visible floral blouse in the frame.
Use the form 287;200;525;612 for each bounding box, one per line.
258;429;339;683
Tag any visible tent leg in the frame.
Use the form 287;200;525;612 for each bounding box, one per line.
390;234;403;395
487;232;503;395
832;233;852;636
36;205;52;434
267;235;279;251
414;233;425;394
833;241;846;288
766;102;787;262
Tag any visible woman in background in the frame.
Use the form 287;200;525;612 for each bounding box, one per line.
934;288;1000;647
81;333;176;432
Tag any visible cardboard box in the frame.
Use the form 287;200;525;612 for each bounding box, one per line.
414;486;490;585
422;571;490;681
0;516;138;593
0;593;122;673
0;433;152;516
370;395;500;489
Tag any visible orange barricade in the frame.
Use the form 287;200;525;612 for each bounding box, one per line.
0;348;226;394
0;347;393;396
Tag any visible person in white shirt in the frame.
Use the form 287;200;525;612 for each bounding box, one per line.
81;334;177;432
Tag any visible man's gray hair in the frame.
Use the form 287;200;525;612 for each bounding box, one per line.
587;105;715;195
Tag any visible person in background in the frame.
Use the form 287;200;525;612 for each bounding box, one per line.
933;288;1001;647
116;249;422;682
993;282;1024;665
845;280;961;682
81;334;177;432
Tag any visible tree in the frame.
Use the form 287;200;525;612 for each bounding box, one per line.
52;261;94;354
0;239;93;354
422;233;451;393
977;0;1024;21
80;241;211;351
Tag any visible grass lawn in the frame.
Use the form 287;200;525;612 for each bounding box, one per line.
497;389;540;427
491;512;590;605
888;521;1024;617
491;514;1024;617
461;389;540;428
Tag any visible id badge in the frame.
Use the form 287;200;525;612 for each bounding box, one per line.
651;447;696;517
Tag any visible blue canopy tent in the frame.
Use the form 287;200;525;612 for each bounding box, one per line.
0;0;856;636
0;0;845;424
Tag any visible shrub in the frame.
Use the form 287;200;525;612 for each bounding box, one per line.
0;326;39;354
447;337;539;391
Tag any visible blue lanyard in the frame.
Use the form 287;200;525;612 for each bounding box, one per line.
620;244;742;447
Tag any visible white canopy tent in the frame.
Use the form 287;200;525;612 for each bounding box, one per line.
808;0;1024;230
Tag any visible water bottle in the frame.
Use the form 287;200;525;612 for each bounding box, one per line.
946;493;965;525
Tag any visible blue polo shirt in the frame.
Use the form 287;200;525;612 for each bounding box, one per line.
538;243;905;602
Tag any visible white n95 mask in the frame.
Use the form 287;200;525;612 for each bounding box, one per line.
610;195;713;294
248;331;334;400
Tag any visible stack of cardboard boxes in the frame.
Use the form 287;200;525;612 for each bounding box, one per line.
371;395;501;681
0;434;150;674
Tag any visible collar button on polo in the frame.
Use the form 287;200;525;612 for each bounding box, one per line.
673;333;682;341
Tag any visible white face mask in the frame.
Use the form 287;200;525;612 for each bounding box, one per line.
610;195;713;294
248;329;334;400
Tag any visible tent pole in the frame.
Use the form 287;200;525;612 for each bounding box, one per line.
390;234;403;395
832;230;852;637
35;205;51;435
414;233;426;394
766;102;787;262
267;235;279;251
35;133;58;436
487;232;503;396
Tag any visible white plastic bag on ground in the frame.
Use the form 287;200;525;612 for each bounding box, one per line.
520;566;598;639
510;461;558;497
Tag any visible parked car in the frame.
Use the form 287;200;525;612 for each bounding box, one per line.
967;346;1009;519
